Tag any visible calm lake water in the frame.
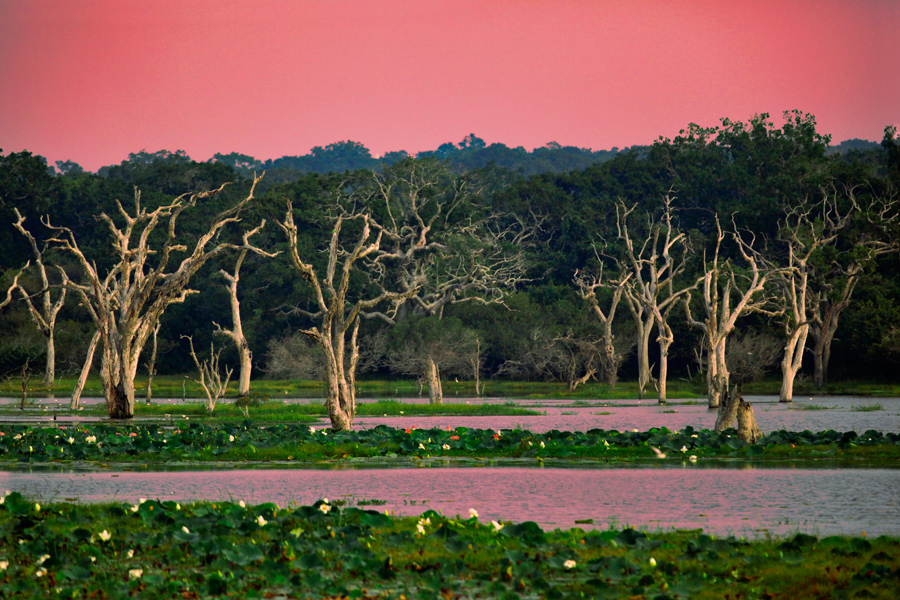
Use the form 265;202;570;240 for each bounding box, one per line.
3;395;899;434
2;463;898;539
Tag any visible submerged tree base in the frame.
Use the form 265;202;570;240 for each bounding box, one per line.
0;491;898;600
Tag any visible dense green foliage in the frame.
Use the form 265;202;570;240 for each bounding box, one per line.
2;113;899;391
0;423;898;465
0;492;897;599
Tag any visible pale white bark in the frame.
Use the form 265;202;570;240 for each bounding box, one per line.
575;263;630;389
184;336;233;413
47;175;265;418
12;209;67;387
70;329;100;410
213;237;277;398
612;195;696;404
360;160;535;404
279;204;420;430
685;217;780;422
144;322;160;404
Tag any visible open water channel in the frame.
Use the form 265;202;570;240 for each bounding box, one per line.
1;395;898;538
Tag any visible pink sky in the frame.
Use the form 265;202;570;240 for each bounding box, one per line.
1;0;897;172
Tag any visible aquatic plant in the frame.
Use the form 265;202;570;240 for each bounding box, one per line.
0;492;897;599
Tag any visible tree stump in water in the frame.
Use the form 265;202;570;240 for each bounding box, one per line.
737;398;762;443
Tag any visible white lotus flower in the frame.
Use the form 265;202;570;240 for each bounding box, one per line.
491;520;504;532
36;554;50;565
564;559;576;569
239;500;246;508
319;503;331;514
0;561;7;571
442;444;450;450
98;530;111;542
469;508;479;519
126;549;134;558
649;557;657;567
182;526;190;534
257;516;267;527
129;568;143;579
228;435;235;442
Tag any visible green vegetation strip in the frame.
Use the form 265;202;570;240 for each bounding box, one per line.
0;492;898;599
1;423;899;464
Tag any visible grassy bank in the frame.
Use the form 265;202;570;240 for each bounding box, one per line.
6;375;900;403
0;492;897;599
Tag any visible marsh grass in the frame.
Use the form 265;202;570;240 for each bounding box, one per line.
851;403;884;412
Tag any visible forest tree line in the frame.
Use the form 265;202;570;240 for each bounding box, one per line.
1;112;899;427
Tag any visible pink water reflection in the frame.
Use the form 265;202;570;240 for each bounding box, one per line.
2;465;897;538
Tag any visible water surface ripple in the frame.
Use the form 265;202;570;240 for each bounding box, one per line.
2;464;897;539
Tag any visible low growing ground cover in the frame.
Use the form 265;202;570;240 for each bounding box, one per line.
0;492;897;599
0;423;898;464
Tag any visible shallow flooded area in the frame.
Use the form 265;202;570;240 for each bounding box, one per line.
2;463;897;538
2;394;899;434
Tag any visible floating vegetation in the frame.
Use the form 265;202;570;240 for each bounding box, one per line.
0;423;898;465
852;404;884;412
0;492;897;599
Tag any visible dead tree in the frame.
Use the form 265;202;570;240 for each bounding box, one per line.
213;232;279;399
279;203;421;430
774;192;852;402
574;260;630;389
184;336;233;413
684;217;781;430
46;175;265;419
144;322;161;404
12;209;67;388
0;266;27;310
613;195;695;404
357;159;534;404
70;329;99;410
806;185;899;386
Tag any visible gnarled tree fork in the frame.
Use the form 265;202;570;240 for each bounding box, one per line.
357;158;535;404
773;190;854;403
805;184;899;387
612;194;696;404
213;226;280;399
574;257;631;390
279;202;421;430
12;209;67;387
45;174;265;419
684;217;782;430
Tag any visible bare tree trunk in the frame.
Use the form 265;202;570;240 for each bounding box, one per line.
426;357;443;404
809;312;841;387
737;398;763;443
13;209;67;389
71;329;100;410
44;329;55;389
634;310;654;399
215;248;254;398
657;338;670;405
472;338;483;396
144;323;160;404
779;326;808;402
714;384;741;431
